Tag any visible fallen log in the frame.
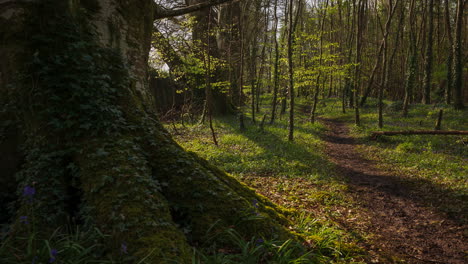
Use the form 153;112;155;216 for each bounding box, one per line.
371;130;468;139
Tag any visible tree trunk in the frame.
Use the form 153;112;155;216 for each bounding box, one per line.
453;0;465;110
403;0;417;117
444;0;454;104
422;0;434;104
0;1;293;263
287;0;295;141
378;0;399;128
250;44;258;124
354;0;365;126
310;0;329;124
270;0;280;124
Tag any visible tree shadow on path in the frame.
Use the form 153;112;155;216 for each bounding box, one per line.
321;118;467;264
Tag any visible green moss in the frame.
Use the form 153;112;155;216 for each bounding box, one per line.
78;136;192;262
140;120;297;246
3;1;301;262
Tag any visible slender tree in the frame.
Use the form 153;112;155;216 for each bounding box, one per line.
422;0;435;104
378;0;399;128
270;0;281;124
287;0;295;141
310;0;330;124
444;0;454;104
403;0;417;117
453;0;466;110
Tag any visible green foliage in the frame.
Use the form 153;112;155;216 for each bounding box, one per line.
0;4;169;261
2;3;135;228
0;226;112;264
386;101;403;112
191;228;315;264
395;142;418;153
22;19;128;138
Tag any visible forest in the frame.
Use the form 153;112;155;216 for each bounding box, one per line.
0;0;466;263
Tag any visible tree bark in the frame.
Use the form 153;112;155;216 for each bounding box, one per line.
0;1;293;263
444;0;454;104
403;0;417;117
287;0;295;141
270;0;280;124
453;0;465;110
378;0;399;128
354;0;365;126
422;0;434;104
310;0;329;124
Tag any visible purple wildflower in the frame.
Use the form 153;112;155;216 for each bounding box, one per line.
252;199;259;208
49;249;58;263
32;256;38;264
121;242;128;254
255;238;264;246
19;216;28;224
23;186;36;202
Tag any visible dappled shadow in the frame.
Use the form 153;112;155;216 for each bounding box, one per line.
321;118;467;264
219;117;340;181
323;118;467;224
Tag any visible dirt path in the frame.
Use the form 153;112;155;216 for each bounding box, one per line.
322;118;467;264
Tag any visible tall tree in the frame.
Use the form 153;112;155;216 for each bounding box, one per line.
354;0;366;126
444;0;454;104
310;0;330;124
287;0;296;141
422;0;435;104
453;0;466;110
270;0;281;124
378;0;399;128
403;0;417;117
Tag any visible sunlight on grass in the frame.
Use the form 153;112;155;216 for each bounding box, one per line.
165;97;367;263
320;97;468;223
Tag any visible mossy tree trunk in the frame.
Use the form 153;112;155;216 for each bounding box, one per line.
0;1;293;263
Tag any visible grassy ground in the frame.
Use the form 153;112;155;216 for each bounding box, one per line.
167;99;369;263
167;95;467;263
318;97;468;224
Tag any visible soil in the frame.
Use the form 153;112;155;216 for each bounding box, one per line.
321;118;467;264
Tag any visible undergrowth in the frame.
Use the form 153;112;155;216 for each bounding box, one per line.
167;97;367;263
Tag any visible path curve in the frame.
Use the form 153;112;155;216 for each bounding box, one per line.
322;118;467;264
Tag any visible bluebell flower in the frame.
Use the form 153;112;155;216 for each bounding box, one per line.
19;216;28;224
121;242;128;254
255;238;264;246
23;186;36;202
49;249;58;263
252;199;259;208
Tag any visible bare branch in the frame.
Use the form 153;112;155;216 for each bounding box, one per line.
154;0;234;20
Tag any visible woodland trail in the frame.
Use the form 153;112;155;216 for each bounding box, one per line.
322;119;467;264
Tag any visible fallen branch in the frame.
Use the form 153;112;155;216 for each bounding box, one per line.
371;130;468;139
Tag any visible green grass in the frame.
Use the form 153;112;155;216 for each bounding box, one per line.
167;97;368;263
168;95;467;262
319;97;468;223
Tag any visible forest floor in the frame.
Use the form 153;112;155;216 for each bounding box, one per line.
170;97;467;263
322;118;467;264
